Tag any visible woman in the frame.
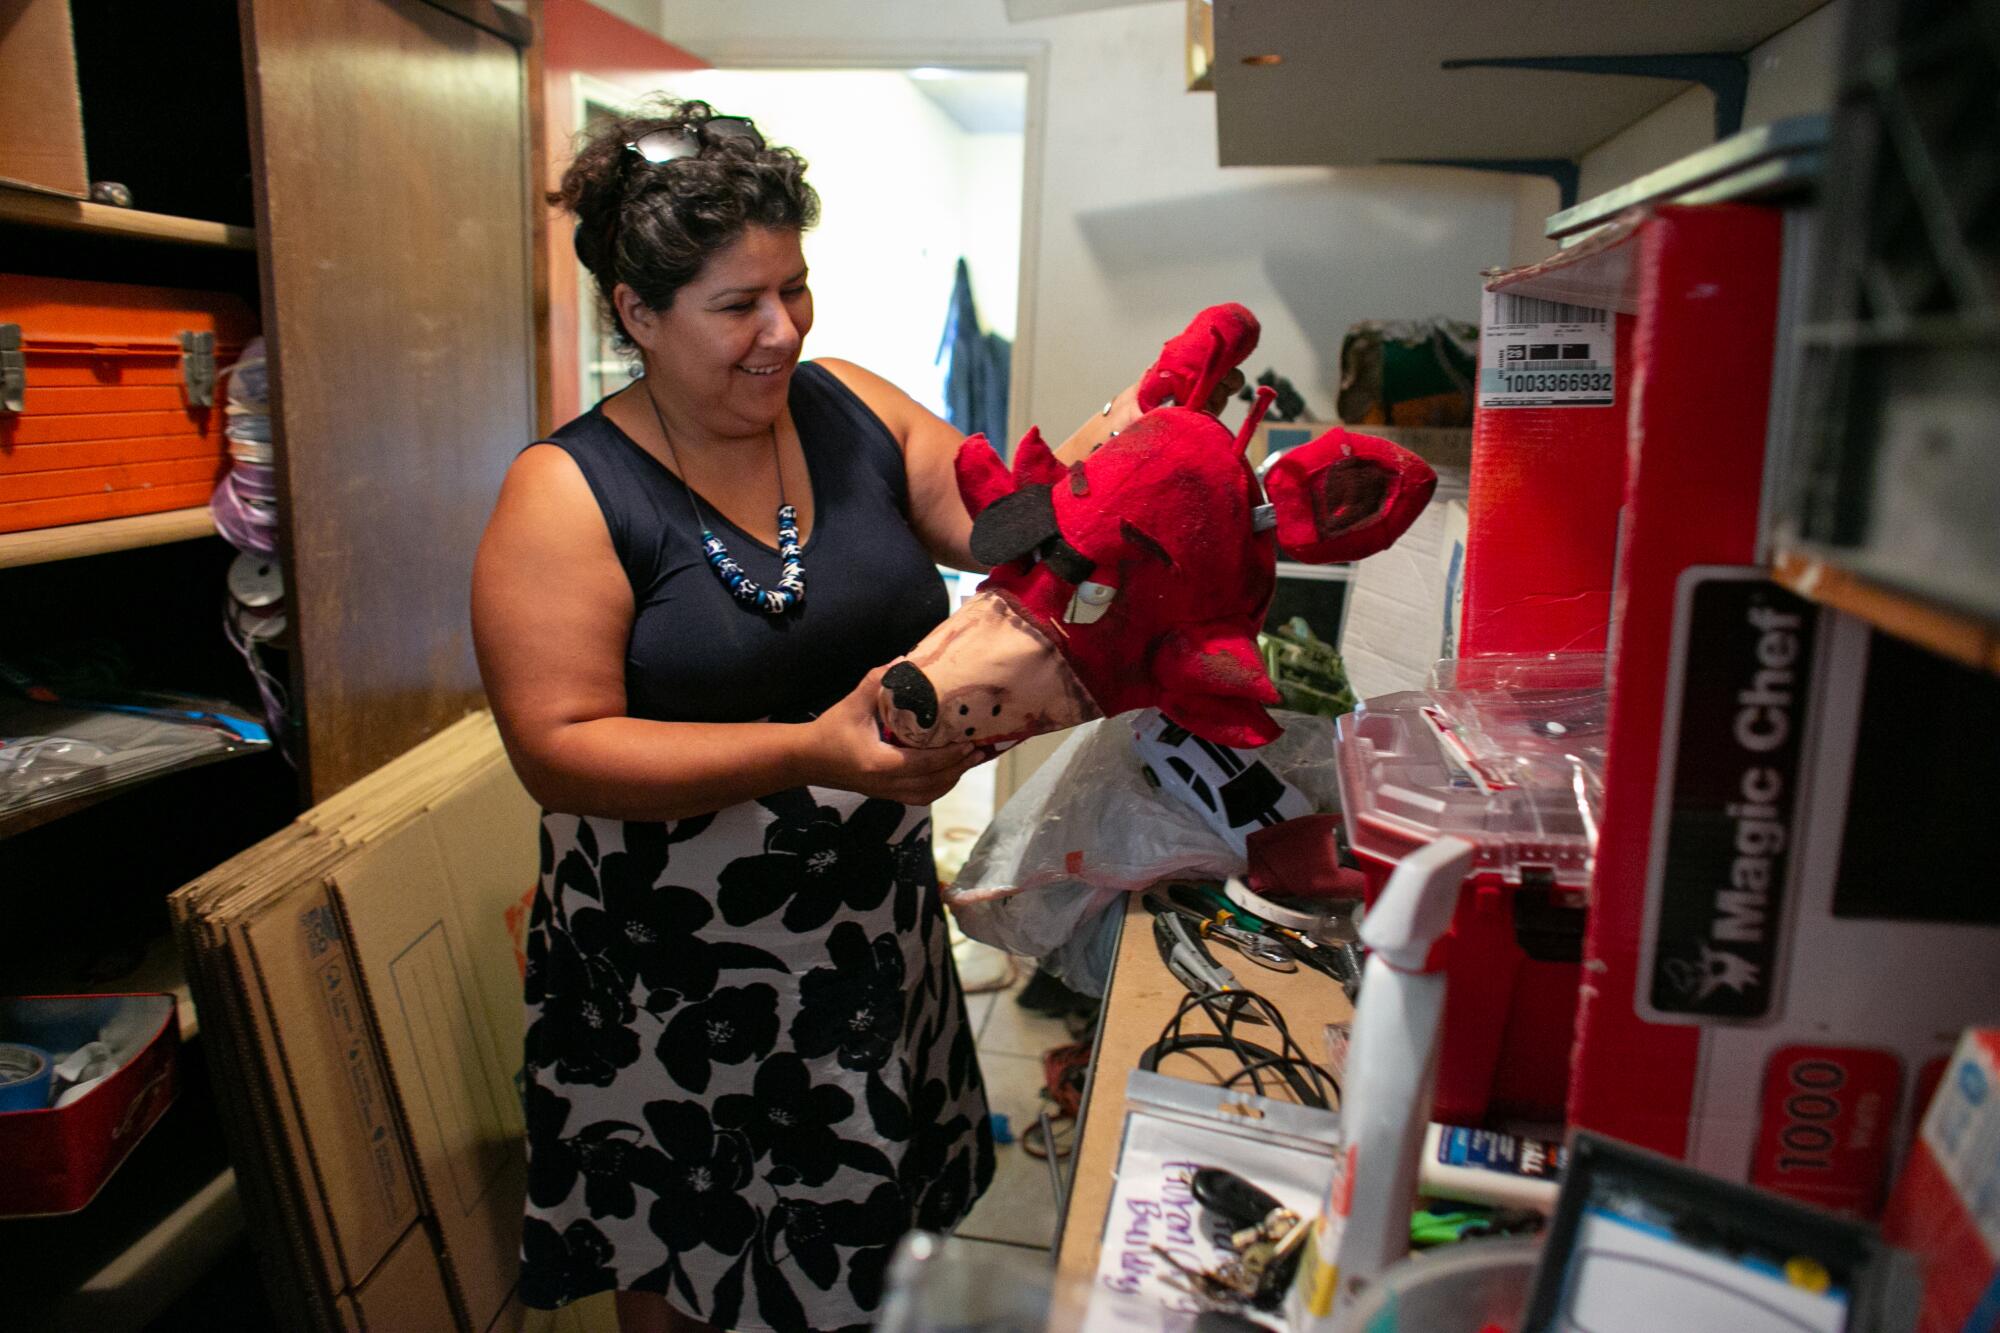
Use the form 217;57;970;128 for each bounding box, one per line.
473;101;1145;1332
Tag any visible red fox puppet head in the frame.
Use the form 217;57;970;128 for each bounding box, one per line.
878;305;1437;750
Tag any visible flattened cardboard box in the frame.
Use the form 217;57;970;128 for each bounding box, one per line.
331;757;539;1332
241;881;421;1292
336;1219;458;1332
0;0;89;197
175;715;545;1329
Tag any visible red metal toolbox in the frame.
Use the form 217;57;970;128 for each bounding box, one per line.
0;994;180;1216
0;274;256;533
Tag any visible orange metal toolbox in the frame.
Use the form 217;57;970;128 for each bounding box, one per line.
0;274;257;533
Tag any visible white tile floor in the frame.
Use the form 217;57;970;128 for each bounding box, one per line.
953;950;1083;1257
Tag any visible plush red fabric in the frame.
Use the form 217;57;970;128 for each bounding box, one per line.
1136;301;1260;412
1264;426;1438;564
882;304;1438;749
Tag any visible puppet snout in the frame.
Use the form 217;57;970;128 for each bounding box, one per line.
875;592;1102;747
881;662;939;734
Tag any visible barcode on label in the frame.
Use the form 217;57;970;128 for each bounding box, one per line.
1490;293;1608;325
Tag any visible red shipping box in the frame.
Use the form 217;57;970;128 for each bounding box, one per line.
1883;1029;2000;1333
1566;204;2000;1216
0;994;179;1216
1463;220;1641;659
0;273;255;533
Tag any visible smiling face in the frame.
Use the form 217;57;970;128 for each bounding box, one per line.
617;224;814;433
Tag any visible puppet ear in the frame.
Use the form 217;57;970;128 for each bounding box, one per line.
1264;427;1437;564
1137;302;1261;413
1009;428;1067;489
956;435;1016;518
968;484;1059;569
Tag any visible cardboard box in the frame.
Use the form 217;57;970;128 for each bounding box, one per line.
1558;205;2000;1216
1882;1029;2000;1333
0;0;89;198
1336;454;1469;699
1463;222;1637;659
1249;422;1470;698
174;714;544;1329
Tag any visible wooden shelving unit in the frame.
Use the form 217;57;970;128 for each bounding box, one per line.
0;507;218;571
1775;548;2000;676
0;187;255;251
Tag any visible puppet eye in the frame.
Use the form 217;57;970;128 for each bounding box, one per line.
1065;580;1117;625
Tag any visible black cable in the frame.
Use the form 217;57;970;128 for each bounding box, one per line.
1138;986;1340;1110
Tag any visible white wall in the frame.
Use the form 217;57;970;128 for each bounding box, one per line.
1575;1;1848;203
962;130;1024;342
647;68;1022;416
657;0;1526;432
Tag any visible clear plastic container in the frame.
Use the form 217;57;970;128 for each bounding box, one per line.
1334;654;1607;889
1329;1237;1541;1332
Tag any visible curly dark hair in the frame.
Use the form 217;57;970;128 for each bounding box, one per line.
552;98;819;344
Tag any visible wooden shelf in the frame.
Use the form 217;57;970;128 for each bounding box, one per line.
0;187;255;250
0;740;260;844
0;506;218;571
1774;548;2000;676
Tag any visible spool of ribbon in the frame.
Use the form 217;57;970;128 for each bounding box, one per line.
0;1042;53;1112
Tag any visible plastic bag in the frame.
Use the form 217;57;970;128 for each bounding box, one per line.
945;710;1342;966
0;694;270;816
1035;895;1123;997
1130;707;1343;857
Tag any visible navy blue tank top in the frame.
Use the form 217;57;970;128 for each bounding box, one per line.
543;363;950;724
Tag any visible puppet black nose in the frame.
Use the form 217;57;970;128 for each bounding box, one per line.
883;661;939;730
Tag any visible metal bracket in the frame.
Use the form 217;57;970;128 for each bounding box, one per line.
0;324;23;414
1440;52;1750;141
1381;156;1581;210
178;330;217;407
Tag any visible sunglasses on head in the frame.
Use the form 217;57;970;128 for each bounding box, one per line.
624;116;764;164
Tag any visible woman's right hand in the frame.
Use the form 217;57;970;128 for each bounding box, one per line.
799;666;982;805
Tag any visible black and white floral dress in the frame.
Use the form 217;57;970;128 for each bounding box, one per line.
518;368;994;1330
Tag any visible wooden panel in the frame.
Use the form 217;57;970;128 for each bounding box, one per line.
243;0;535;800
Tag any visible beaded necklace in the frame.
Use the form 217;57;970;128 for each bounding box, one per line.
644;382;806;616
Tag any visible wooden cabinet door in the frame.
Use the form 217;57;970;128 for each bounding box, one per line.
242;0;535;801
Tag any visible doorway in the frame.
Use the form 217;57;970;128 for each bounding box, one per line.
577;66;1029;434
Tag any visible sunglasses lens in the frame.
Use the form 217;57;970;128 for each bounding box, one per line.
704;117;764;149
631;128;696;163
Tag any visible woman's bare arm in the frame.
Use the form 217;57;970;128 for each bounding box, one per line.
471;445;975;821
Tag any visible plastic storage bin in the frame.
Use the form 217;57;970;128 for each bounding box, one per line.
1331;1237;1540;1333
1335;654;1603;1123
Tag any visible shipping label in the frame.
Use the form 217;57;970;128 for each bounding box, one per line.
1478;287;1616;408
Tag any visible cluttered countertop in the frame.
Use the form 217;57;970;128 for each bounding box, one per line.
1052;890;1357;1285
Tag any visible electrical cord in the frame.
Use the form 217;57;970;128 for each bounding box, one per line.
1137;987;1339;1109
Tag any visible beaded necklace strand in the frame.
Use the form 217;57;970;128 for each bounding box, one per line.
644;382;806;616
